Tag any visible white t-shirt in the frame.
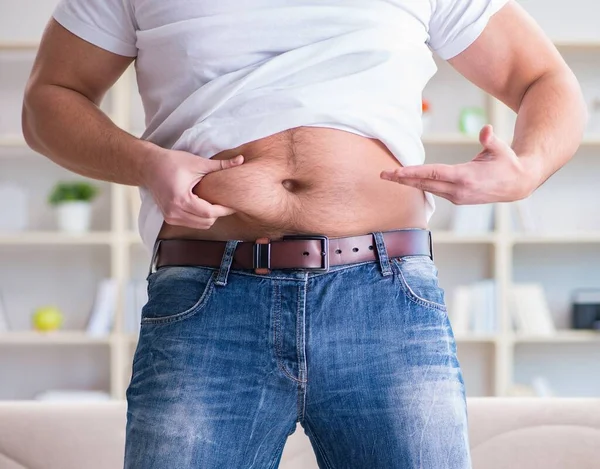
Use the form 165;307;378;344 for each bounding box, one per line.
53;0;509;251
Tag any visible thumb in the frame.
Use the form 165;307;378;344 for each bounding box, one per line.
203;154;245;173
479;125;508;154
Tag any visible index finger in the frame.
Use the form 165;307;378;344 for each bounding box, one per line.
382;164;460;182
188;195;238;218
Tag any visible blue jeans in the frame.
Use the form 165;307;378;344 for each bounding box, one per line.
124;230;471;468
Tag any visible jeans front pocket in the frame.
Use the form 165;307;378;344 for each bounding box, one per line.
141;266;217;325
390;255;448;313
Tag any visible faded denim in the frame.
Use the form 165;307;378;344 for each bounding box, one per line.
124;230;471;469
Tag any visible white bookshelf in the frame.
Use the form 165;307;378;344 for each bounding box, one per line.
1;0;600;400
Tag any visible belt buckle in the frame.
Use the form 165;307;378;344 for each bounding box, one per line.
253;238;272;274
282;234;330;272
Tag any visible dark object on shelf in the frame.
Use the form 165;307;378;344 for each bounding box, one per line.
571;289;600;330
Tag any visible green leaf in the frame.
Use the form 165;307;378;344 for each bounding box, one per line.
48;181;99;205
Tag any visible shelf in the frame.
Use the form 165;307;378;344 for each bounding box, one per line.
510;232;600;244
581;136;600;146
510;330;600;343
0;134;27;148
432;231;497;244
455;334;499;343
553;40;600;49
422;133;479;145
0;42;38;51
8;40;598;51
0;231;114;246
0;331;113;345
422;134;600;147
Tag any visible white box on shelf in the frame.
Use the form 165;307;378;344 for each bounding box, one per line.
86;278;117;337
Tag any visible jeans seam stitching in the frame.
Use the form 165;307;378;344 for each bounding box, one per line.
140;273;216;325
391;259;447;313
274;282;306;384
265;430;292;469
296;280;308;420
303;414;336;469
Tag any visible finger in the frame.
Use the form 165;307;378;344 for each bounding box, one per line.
170;210;218;230
201;154;244;173
166;203;235;230
186;195;238;218
479;125;511;155
381;164;460;183
386;176;457;196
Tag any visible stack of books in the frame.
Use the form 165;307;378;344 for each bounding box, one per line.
450;279;497;335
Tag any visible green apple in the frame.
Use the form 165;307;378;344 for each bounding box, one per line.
32;306;64;332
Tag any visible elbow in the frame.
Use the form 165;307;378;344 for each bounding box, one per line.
21;86;44;153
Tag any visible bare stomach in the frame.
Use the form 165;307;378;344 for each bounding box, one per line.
158;126;428;242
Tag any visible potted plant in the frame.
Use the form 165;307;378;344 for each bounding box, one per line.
48;181;99;233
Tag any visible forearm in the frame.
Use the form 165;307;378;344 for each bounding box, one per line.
22;83;163;186
511;69;588;192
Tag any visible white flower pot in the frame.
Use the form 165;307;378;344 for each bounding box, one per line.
56;201;92;234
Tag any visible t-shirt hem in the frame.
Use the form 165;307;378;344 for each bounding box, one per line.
53;9;137;57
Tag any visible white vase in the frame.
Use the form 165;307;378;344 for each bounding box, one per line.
56;201;92;234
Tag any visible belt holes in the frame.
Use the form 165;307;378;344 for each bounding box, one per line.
368;245;373;250
303;251;309;256
352;247;359;252
335;249;342;254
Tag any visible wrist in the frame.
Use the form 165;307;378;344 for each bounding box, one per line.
138;140;168;188
515;152;545;198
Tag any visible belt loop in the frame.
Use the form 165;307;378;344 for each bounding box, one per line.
215;239;240;287
372;231;393;277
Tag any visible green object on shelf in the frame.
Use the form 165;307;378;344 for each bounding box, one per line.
48;181;99;206
459;107;487;136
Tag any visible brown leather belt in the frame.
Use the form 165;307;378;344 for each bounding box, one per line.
151;229;433;275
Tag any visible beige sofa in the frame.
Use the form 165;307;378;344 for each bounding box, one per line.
0;398;599;469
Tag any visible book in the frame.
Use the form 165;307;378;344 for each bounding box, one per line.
124;279;148;335
449;280;497;335
451;204;494;234
509;283;555;335
86;278;118;337
531;376;555;397
449;286;471;335
469;279;497;334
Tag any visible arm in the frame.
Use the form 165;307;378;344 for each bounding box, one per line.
380;1;588;204
23;19;243;228
23;19;146;185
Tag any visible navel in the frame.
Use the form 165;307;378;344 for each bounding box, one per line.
281;178;300;193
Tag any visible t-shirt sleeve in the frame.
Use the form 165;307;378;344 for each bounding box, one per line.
428;0;510;60
52;0;137;57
